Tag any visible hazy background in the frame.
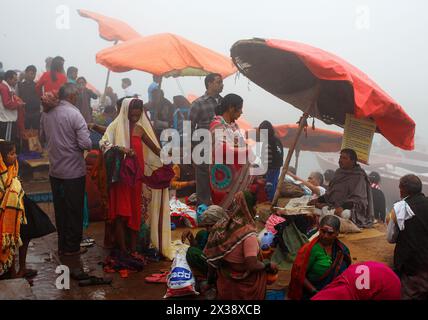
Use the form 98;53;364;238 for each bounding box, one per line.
1;0;427;177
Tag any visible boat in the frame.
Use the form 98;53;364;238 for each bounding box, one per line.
316;145;428;210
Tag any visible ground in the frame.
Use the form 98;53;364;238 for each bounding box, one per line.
5;178;395;300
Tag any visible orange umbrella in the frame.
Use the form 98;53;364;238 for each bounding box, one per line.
274;124;342;153
77;9;141;42
96;33;237;78
274;123;343;171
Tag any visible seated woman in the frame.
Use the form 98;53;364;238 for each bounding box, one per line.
204;191;278;300
0;141;26;279
182;205;227;276
309;148;374;228
312;261;401;300
287;215;351;300
287;171;326;200
209;94;252;208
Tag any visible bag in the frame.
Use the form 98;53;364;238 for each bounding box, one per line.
164;247;199;298
21;195;56;240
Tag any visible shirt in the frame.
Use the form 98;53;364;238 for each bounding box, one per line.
17;80;41;114
189;93;222;132
0;80;19;122
40;100;92;179
35;72;67;96
123;86;139;98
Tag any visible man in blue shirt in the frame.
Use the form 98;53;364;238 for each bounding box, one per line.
148;75;162;102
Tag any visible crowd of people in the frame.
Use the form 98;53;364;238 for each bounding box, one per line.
0;57;428;301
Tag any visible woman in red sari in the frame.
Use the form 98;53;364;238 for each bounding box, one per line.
35;56;67;96
100;98;159;259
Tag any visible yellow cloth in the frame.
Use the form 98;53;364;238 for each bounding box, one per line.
0;155;26;275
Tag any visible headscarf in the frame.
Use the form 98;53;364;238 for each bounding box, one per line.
198;205;228;227
203;191;257;268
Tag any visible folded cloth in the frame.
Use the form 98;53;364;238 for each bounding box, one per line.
393;199;415;231
265;214;286;235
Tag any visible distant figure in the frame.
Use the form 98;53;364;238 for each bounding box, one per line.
189;73;224;206
121;78;138;98
148;75;162;102
67;66;79;84
312;261;401;300
369;171;386;223
0;70;24;142
40;83;92;256
45;57;53;72
36;56;67;96
17;65;41;130
146;88;174;140
76;77;98;123
101;86;118;110
0;62;4;81
257;120;284;201
387;174;428;300
323;169;335;189
309;149;374;228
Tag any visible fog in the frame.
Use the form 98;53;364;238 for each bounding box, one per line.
1;0;427;177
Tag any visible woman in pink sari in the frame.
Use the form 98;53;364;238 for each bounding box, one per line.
209;94;252;209
311;261;401;300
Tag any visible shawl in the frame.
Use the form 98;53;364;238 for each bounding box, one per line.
325;165;374;228
203;191;257;268
0;154;26;275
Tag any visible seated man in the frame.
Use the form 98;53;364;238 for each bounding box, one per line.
287;215;351;300
309;148;374;229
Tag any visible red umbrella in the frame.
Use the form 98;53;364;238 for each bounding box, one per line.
77;9;141;42
231;38;416;205
274;124;343;171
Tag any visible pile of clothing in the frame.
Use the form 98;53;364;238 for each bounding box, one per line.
169;197;198;228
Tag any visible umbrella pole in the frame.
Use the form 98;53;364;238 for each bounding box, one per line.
295;149;300;173
101;40;118;107
271;113;309;207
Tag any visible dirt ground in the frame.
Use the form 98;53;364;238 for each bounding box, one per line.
13;178;395;300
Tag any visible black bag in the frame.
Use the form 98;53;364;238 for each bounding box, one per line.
21;195;56;241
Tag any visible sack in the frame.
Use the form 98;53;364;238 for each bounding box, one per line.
164;247;199;298
21;195;56;240
279;182;305;198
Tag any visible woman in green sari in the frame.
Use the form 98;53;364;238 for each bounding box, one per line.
288;215;351;300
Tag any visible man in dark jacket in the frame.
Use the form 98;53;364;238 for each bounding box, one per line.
387;174;428;299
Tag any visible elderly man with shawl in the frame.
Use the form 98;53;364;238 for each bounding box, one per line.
309;148;374;229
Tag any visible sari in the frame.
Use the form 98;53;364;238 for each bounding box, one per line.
204;191;267;300
0;153;26;276
209;116;253;209
287;236;351;300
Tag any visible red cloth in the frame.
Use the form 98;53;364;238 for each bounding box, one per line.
35;72;67;96
311;261;401;300
108;136;144;231
0;82;22;110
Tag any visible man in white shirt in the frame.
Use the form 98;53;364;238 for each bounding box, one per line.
121;78;139;98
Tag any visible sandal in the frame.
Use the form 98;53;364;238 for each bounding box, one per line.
80;238;96;248
78;276;112;287
145;271;169;284
71;270;91;281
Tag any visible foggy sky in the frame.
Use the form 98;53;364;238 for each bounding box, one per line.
1;0;427;150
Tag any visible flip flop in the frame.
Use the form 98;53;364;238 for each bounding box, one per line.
78;276;112;287
71;271;91;281
80;238;96;248
145;272;169;283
